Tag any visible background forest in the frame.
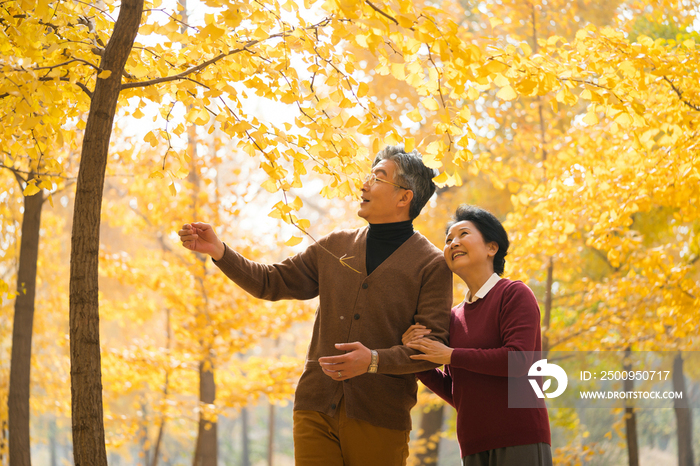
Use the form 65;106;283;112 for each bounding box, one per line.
1;0;699;465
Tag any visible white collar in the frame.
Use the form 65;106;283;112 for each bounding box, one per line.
464;273;501;304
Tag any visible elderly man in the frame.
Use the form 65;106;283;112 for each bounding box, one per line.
178;145;452;466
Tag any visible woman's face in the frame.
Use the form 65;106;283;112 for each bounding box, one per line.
443;220;497;273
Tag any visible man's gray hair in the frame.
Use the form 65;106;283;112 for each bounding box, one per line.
372;145;437;220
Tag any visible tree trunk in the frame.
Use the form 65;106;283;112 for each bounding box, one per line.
267;339;279;466
673;353;694;466
241;407;250;466
68;2;143;465
8;179;44;466
623;404;639;466
150;403;166;466
150;309;172;466
415;403;444;465
623;353;639;466
530;4;553;357
542;257;553;354
49;416;58;466
140;400;151;466
2;418;9;464
267;403;275;466
192;358;217;466
182;40;218;464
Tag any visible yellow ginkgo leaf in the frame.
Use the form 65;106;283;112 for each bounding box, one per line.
297;218;311;230
23;183;41;196
357;82;369;98
406;108;423;123
291;196;303;210
421;97;439;111
583;111;599;125
496;85;517;101
144;131;158;147
489;17;503;28
261;178;278;193
433;171;449;185
614;112;633;127
97;70;112;79
285;236;303;247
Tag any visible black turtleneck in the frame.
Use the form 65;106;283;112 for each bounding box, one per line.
366;220;414;275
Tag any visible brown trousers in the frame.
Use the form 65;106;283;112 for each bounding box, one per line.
293;397;410;466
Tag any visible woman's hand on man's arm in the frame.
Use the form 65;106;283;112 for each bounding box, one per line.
403;323;453;365
401;324;432;345
406;338;453;365
401;324;453;364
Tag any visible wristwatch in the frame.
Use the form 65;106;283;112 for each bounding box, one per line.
367;350;379;373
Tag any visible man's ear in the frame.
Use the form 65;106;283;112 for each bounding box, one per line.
397;189;414;209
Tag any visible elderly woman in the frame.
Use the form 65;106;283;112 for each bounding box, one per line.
403;205;552;466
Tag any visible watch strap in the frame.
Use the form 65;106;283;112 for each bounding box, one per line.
367;350;379;373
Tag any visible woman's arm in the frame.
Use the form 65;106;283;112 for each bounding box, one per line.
402;324;455;406
416;367;455;407
450;281;542;377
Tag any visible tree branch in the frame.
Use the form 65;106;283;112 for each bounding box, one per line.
75;81;93;98
132;45;177;68
28;57;100;72
120;17;338;91
0;162;76;181
121;36;275;90
73;0;117;22
364;0;398;26
11;167;27;188
37;75;93;98
0;163;28;184
662;76;700;112
282;191;361;274
144;8;197;32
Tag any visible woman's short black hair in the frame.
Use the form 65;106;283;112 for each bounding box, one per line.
446;205;510;276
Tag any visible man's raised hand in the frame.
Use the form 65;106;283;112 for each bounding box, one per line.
178;222;226;260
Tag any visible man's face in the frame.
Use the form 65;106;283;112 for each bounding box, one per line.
358;159;409;224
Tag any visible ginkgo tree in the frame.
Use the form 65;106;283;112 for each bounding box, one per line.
3;0;699;464
2;0;475;462
344;1;698;462
1;140;78;466
480;21;700;466
95;123;318;463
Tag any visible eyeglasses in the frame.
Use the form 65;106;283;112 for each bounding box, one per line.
364;173;409;190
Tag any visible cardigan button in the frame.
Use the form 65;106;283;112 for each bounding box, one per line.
354;314;360;320
362;283;369;289
331;403;337;409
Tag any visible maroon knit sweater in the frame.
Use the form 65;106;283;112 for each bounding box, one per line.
416;279;551;457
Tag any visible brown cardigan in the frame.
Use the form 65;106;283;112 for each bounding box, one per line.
215;227;453;431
